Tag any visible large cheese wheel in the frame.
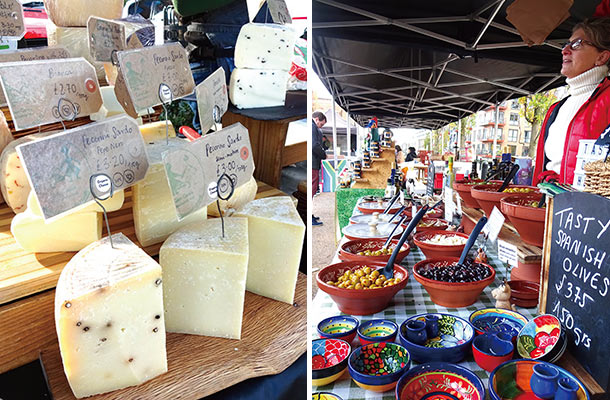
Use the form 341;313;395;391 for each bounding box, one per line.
43;0;123;27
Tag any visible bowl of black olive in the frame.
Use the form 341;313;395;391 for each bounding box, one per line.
412;258;496;307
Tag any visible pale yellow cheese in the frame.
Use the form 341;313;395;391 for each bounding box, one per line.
11;209;101;253
44;0;123;27
133;138;207;247
208;175;258;217
233;196;304;303
46;23;105;79
160;218;249;339
27;189;125;218
0;112;13;204
55;233;167;398
139;121;176;142
90;86;151;122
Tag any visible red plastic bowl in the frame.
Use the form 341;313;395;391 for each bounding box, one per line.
317;261;409;315
339;238;410;263
413;231;469;259
412;217;449;232
453;179;484;208
471;184;538;217
500;194;546;248
412;258;496;308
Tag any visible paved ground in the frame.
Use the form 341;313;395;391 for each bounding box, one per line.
311;191;337;298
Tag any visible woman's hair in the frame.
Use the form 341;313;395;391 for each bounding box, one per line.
574;18;610;59
395;145;402;152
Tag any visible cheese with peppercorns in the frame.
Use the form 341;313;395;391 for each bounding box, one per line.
55;233;167;398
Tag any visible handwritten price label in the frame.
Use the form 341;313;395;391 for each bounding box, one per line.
0;0;25;38
16;115;148;220
196;67;228;133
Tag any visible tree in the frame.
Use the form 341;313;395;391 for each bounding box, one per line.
519;90;558;158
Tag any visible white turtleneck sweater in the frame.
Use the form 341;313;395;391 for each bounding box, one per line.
545;65;609;174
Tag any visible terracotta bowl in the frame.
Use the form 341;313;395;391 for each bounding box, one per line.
489;360;590;400
357;319;398;345
317;315;359;344
469;308;528;339
339;239;410;264
511;258;542;285
453;179;484;208
396;362;485;400
508;280;540;309
403;206;444;219
357;201;403;215
312;338;351;386
471;184;538;217
317;261;409;315
461;215;476;234
500;194;546;248
348;342;411;392
412;217;449;232
413;231;469;259
412;258;496;308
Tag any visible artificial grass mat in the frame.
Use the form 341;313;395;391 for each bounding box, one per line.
336;188;385;232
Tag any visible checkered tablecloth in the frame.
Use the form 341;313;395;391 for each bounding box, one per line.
312;213;540;400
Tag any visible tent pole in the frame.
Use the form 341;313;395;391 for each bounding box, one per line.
492;102;499;158
457;117;461;161
332;98;338;180
346;112;351;157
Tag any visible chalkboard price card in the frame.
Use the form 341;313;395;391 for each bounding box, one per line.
546;191;610;391
426;162;435;196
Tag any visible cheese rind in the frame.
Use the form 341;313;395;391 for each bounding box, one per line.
27;189;124;217
160;218;249;339
234;196;304;303
55;233;167;398
229;68;289;109
139;121;176;142
43;0;123;27
234;23;297;71
133;138;207;247
0;112;12;204
208;175;257;217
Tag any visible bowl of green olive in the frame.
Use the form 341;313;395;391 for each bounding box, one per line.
339;238;411;263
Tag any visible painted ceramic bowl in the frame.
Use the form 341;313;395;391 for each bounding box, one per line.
412;258;496;308
317;261;409;315
471;184;538;217
500;194;546;247
312;338;351;386
413;230;469;259
517;314;561;359
469;308;529;339
398;313;475;363
540;328;567;364
317;315;359;343
396;362;486;400
489;360;590;400
472;333;514;372
348;342;411;392
357;319;398;345
312;393;343;400
338;238;410;264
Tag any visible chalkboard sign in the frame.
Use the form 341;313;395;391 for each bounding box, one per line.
547;191;610;391
426;162;435;196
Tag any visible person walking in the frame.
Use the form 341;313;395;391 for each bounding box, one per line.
312;111;327;226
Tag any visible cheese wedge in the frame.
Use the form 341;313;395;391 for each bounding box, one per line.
55;233;167;398
233;196;304;303
234;23;297;71
207;175;258;217
229;68;289;109
27;189;124;218
160;218;249;339
139;121;176;142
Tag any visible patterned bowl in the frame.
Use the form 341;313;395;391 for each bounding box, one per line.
472;333;514;372
312;393;343;400
469;308;529;339
312;338;351;387
348;342;411;392
516;314;561;359
396;362;486;400
489;360;590;400
317;315;359;344
398;313;475;363
357;319;398;345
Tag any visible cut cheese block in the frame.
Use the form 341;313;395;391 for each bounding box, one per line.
104;62;118;86
0;131;56;214
0;112;13;204
233;196;304;303
90;86;153;121
46;23;105;79
27;189;124;218
43;0;123;27
11;209;101;253
139;121;176;142
229;68;289;109
160;218;249;339
133;138;207;247
208;175;257;217
234;23;297;71
55;233;167;398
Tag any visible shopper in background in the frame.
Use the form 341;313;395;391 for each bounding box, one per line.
534;18;610;185
405;146;418;162
395;145;405;163
312;111;327;226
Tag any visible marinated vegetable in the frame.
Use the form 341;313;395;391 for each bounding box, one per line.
326;266;402;289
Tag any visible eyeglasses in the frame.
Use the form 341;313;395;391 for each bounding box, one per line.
562;38;597;51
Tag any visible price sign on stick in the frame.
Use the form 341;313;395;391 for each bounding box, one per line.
196;67;228;133
16;115;149;220
497;239;518;267
89;173;115;247
0;0;25;38
163;123;255;220
267;0;292;24
0;59;103;130
482;206;505;243
87;16;152;62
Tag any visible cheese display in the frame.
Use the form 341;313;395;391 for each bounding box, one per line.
160;218;249;339
43;0;123;27
229;68;290;109
139;121;177;142
89;86;149;122
55;233;167;398
208;175;258;217
27;190;125;217
103;62;118;85
234;23;297;71
133;138;207;247
234;196;305;303
46;23;105;79
0;112;12;204
11;208;101;253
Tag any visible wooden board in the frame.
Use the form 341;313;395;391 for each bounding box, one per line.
41;273;307;400
281;141;307;167
0;181;287;305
